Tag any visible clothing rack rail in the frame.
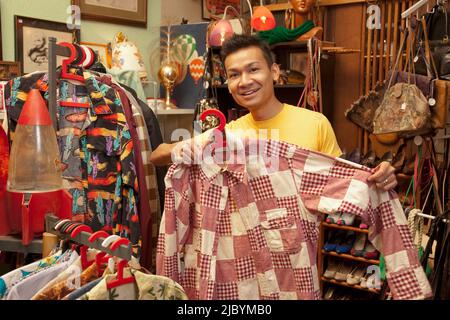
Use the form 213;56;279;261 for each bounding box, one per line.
48;37;70;130
44;215;132;261
416;212;449;223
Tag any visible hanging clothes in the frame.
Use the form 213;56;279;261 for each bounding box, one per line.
78;268;187;300
0;250;62;299
156;134;432;300
4;69;141;246
119;84;167;211
4;249;78;300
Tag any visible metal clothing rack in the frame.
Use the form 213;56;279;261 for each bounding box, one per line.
46;39;132;261
48;37;71;130
44;215;132;261
417;212;449;223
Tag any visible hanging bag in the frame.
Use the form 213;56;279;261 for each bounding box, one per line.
373;27;432;135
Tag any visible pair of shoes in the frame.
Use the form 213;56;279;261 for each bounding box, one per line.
323;230;345;252
325;212;342;224
323;259;339;279
346;265;366;285
334;262;353;281
350;233;367;257
337;212;356;226
335;231;356;254
363;242;379;259
323;231;356;254
350;233;379;259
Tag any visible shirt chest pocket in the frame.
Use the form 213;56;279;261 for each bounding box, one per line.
260;208;301;253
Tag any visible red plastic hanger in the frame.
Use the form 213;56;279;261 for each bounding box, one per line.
106;259;134;290
88;230;109;243
70;224;93;239
109;238;130;251
58;42;85;82
79;245;95;269
199;109;227;149
95;251;113;276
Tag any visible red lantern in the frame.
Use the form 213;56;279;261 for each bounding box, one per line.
251;6;276;31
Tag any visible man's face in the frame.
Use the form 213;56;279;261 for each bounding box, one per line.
290;0;315;14
224;46;279;112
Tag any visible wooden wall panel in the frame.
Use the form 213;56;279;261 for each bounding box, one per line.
325;4;365;153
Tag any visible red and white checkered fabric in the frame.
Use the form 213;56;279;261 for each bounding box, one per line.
156;137;432;300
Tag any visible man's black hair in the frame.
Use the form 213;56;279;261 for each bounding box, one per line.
220;34;274;67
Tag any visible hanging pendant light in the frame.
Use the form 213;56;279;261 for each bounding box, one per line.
209;19;234;47
251;6;276;31
7;89;63;193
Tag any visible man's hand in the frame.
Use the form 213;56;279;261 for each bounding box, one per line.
367;161;398;191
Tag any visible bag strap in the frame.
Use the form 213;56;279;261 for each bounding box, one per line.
387;28;409;89
421;16;440;79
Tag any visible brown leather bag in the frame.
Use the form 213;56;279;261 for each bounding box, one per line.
420;16;449;129
373;29;432;135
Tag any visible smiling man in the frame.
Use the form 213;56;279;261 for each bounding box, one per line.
150;34;397;191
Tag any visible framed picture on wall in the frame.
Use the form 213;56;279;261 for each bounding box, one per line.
15;16;80;75
202;0;242;20
0;61;21;81
72;0;147;27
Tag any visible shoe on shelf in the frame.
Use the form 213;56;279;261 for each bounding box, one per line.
360;272;368;288
337;212;356;226
324;287;335;300
325;212;342;224
359;222;369;229
323;260;339;279
350;233;367;257
347;148;362;164
360;150;376;167
336;231;356;254
323;230;345;252
346;265;366;285
334;262;353;282
363;241;379;260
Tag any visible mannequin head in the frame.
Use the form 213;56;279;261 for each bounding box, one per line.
289;0;316;15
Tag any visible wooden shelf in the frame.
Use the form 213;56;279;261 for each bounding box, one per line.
322;222;369;234
321;277;381;294
260;0;366;11
322;250;380;265
155;109;195;115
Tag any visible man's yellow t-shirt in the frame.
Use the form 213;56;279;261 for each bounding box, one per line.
225;104;342;157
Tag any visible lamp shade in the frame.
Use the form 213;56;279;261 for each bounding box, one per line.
251;6;276;31
209;19;234;47
7;89;63;193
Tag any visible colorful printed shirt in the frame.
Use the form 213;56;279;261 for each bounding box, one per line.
0;251;62;299
79;269;187;300
156;134;432;300
4;70;140;244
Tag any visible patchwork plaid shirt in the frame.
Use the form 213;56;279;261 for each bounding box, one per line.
156;135;432;300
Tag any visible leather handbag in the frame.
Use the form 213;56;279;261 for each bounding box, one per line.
415;3;450;80
373;29;432;135
418;16;449;129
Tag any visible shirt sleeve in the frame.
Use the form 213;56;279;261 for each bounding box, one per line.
298;153;432;299
317;114;342;157
156;164;192;283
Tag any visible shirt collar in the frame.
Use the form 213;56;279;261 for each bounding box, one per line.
199;130;247;184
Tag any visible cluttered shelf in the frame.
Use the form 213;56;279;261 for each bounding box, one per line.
321;277;381;294
321;250;380;265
